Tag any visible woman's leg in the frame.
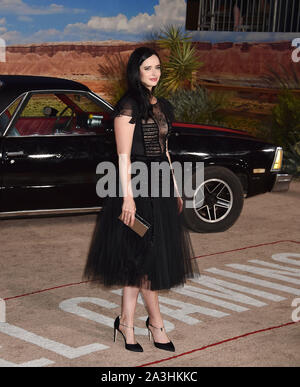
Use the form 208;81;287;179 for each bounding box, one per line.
140;287;170;343
119;285;140;344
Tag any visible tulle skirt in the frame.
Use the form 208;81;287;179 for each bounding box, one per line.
83;154;200;291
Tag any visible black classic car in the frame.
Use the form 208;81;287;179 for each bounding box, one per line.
0;75;286;232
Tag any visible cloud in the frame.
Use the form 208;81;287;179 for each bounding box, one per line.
0;0;86;15
1;0;297;46
0;30;23;44
17;15;33;22
1;0;187;44
0;28;63;45
65;0;186;35
32;28;62;40
0;17;6;34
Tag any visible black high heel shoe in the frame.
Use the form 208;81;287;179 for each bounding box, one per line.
113;316;143;352
146;317;175;352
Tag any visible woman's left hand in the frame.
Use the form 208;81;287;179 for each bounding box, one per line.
177;195;183;214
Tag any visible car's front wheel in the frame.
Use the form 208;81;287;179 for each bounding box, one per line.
182;166;244;233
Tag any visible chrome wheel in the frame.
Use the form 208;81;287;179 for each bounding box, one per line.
183;166;244;233
193;178;233;223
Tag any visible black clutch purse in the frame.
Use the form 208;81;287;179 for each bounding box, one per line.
118;212;151;237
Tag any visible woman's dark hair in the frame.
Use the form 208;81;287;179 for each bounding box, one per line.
126;46;161;120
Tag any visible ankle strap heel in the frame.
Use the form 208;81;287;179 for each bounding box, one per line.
145;316;175;352
113;316;143;352
119;321;135;330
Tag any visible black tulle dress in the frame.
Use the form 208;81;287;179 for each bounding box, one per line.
83;94;200;291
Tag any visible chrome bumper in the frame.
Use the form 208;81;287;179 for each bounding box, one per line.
0;206;102;219
271;173;293;192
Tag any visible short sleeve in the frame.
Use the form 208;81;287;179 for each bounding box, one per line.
112;95;139;124
159;97;175;123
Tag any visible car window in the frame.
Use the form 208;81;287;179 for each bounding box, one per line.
7;92;112;137
67;93;106;113
0;96;23;136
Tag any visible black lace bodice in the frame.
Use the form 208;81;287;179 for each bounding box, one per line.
141;102;169;156
113;95;174;158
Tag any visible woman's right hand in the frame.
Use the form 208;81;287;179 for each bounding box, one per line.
120;196;136;227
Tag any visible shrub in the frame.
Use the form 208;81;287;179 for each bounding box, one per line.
270;89;300;150
168;86;227;124
259;63;300;89
155;25;203;95
281;134;300;179
98;53;129;105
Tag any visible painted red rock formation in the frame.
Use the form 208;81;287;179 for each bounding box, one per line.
0;40;298;93
194;40;298;85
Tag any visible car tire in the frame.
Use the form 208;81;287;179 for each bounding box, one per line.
182;166;244;233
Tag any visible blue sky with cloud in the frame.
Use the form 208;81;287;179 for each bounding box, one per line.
0;0;298;45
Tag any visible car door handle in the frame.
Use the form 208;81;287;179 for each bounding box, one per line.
5;151;25;157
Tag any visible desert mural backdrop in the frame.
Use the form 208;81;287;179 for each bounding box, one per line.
0;0;299;175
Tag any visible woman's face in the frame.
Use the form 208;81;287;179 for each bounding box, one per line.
139;54;161;91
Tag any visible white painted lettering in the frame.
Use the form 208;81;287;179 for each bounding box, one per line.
190;275;285;302
249;260;300;275
205;268;300;296
59;297;118;327
272;253;300;267
158;295;229;321
176;275;268;310
0;323;107;359
0;298;5;323
291;298;300;322
291;38;300;63
0;344;54;368
227;262;300;285
173;285;249;312
111;289;223;324
1;345;54;367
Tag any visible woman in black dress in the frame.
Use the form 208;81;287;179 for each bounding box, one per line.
83;47;200;353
